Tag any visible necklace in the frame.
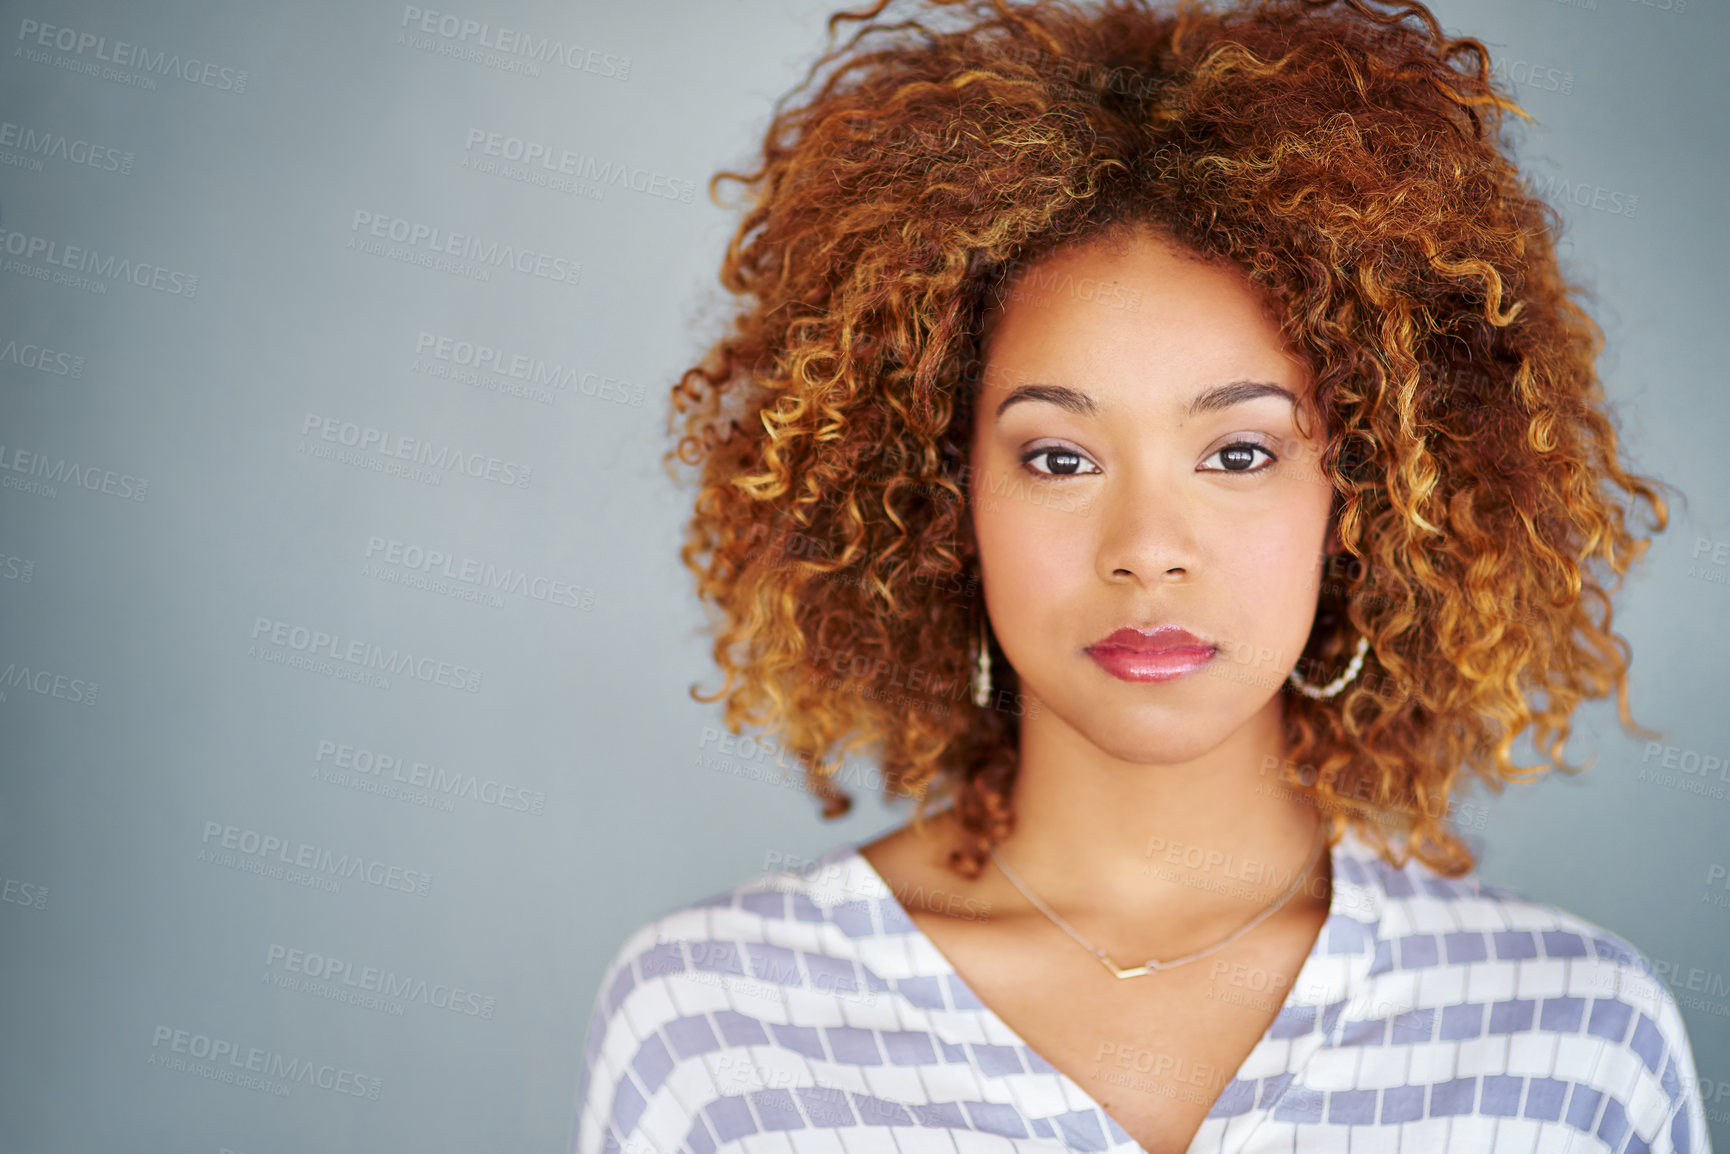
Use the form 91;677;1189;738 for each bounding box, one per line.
987;821;1329;980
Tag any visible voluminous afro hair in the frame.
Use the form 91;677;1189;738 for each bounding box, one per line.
664;0;1668;879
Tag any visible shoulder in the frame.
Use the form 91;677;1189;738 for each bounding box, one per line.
571;841;914;1154
1348;834;1675;1020
584;840;896;1021
1338;832;1710;1152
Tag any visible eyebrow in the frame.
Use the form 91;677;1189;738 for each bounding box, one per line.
992;379;1298;420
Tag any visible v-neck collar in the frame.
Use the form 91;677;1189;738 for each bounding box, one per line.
820;826;1389;1154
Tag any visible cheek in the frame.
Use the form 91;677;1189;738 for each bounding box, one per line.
1233;528;1321;582
1213;502;1329;619
971;482;1091;629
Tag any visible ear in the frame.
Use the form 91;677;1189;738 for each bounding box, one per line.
1320;507;1344;559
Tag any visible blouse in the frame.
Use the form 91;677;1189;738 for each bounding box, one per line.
571;824;1712;1154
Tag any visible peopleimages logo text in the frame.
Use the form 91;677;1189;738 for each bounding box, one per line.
265;944;497;1018
200;821;433;897
463;130;694;202
0;443;148;501
364;536;593;609
399;7;630;79
300;413;531;489
16;19;249;92
0;337;84;376
350;210;580;285
0;225;197;295
149;1026;379;1099
250;616;483;693
0;121;134;174
0;661;97;705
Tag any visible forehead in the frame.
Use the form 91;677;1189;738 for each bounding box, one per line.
979;227;1308;407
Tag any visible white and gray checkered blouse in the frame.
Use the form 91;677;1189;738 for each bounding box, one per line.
572;825;1711;1154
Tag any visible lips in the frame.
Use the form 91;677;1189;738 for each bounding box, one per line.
1085;624;1218;684
1089;624;1213;653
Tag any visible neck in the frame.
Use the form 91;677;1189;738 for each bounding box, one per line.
987;693;1331;946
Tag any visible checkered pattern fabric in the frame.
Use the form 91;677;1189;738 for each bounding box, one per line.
571;826;1711;1153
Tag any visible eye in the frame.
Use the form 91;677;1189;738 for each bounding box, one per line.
1200;442;1277;473
1021;445;1100;479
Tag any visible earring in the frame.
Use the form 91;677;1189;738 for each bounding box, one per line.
972;611;992;707
1287;634;1369;700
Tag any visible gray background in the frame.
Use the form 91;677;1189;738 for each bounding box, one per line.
0;0;1725;1151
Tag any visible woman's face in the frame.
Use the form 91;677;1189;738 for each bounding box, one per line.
968;226;1335;765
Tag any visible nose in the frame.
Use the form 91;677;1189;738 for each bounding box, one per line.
1093;468;1203;586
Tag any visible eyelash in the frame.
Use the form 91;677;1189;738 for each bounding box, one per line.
1019;442;1279;480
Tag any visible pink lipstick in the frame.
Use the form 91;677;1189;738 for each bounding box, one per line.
1085;624;1217;683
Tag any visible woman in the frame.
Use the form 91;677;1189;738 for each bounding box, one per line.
574;0;1710;1151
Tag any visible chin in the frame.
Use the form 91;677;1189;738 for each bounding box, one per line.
1046;691;1253;767
1108;725;1239;768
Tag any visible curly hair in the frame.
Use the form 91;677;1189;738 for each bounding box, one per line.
663;0;1669;881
